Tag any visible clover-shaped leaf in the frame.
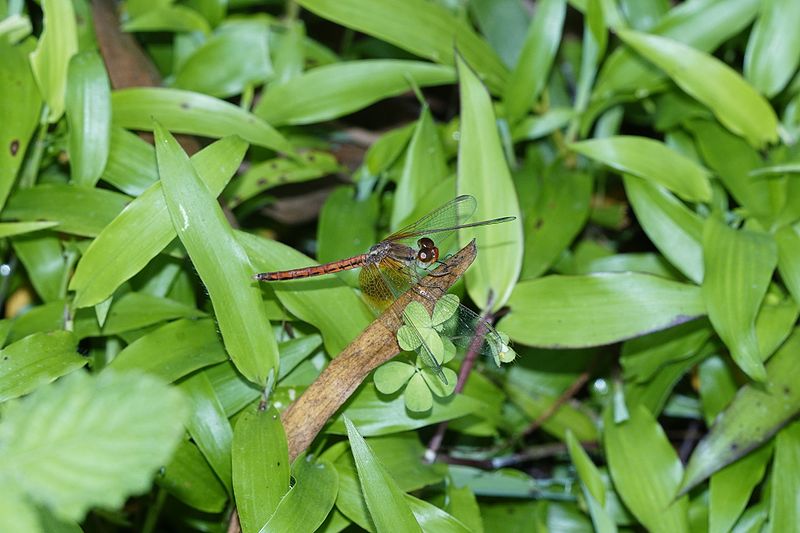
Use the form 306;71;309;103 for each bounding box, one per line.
404;373;433;412
374;360;416;395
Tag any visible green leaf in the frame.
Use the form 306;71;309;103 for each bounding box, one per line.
113;88;291;153
0;331;84;402
0;370;188;521
155;124;278;386
255;60;455;126
618;29;778;148
0;221;59;238
259;454;338;533
2;184;130;237
28;0;78;122
565;430;617;533
330;386;482;436
702;217;777;382
374;361;416;395
101;292;205;335
390;107;449;231
108;318;227;382
623;175;703;283
404;373;434;412
179;371;233;493
233;405;290;533
174;20;271;98
456;54;523;310
70;136;248;308
158;440;228;513
65;51;110;187
743;0;800;97
499;272;705;348
238;231;372;357
11;231;66;302
506;382;598;442
295;0;508;93
709;443;772;533
343;417;421;533
769;420;800;531
571;136;711;202
0;40;41;211
604;404;689;533
503;0;566;124
122;5;211;34
680;328;800;493
101;127;158;195
776;225;800;304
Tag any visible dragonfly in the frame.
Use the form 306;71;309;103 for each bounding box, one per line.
254;195;515;383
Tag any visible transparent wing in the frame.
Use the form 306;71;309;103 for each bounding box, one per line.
386;195;477;247
434;296;510;364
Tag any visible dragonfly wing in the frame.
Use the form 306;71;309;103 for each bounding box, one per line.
387;195;477;247
359;262;397;313
437;298;509;364
399;310;448;384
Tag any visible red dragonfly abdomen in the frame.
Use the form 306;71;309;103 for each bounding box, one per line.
254;253;369;281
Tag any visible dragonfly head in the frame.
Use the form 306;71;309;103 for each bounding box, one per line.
416;237;439;266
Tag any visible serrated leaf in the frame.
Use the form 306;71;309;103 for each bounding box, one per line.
343;417;421;532
0;331;84;402
0;370;188;521
233;405;290;533
155;124;278;386
456;54;523;310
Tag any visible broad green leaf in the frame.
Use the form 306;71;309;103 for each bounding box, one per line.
2;184;130;237
155;124;277;386
255;60;455;126
329;386;482;436
709;443;772;533
0;40;41;211
343;417;421;533
0;370;188;521
65;51;110;187
775;225;800;304
174;21;271;98
743;0;800;97
0;331;83;401
260;454;338;533
179;372;233;493
205;362;262;418
391;107;449;231
295;0;508;92
623;175;703;283
680;328;800;493
456;55;523;310
233;405;290;533
113;88;291;153
374;361;416;395
604;404;689;533
0;221;59;238
521;169;592;280
503;0;566;124
108;318;227;381
158;440;228;513
499;273;705;347
769;421;800;532
0;486;41;533
702;217;777;382
237;231;372;357
572;136;711;202
122;5;211;34
28;0;78;121
70;136;248;308
443;483;482;533
698;356;738;425
101;127;158;195
12;232;66;302
618;29;778;148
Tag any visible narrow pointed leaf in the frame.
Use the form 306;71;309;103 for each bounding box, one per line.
155;124;277;386
572;136;711;202
743;0;800;97
769;421;800;531
0;331;84;401
456;54;523;310
702;217;777;382
618;29;777;148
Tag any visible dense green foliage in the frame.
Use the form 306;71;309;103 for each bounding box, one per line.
1;0;800;531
